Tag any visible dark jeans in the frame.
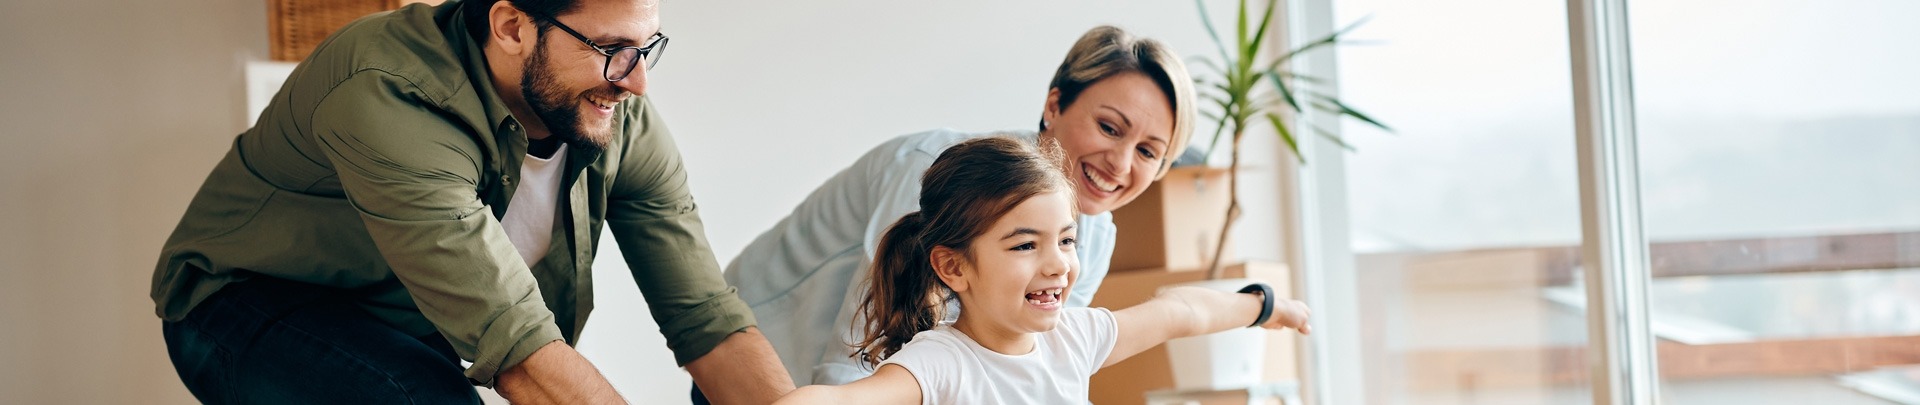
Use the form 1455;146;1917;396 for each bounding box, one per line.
162;277;481;404
691;384;712;405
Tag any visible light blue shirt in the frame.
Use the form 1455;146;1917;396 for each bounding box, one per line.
724;128;1116;385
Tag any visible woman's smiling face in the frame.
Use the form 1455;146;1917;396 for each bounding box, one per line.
1041;72;1176;216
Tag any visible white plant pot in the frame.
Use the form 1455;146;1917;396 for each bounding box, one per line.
1161;278;1266;390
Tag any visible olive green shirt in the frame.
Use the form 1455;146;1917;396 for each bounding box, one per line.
150;2;753;386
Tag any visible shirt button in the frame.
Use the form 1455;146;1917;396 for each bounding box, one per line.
501;174;513;184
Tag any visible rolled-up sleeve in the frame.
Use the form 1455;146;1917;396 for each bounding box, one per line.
607;97;756;366
311;72;563;386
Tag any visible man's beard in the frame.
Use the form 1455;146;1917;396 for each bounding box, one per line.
521;42;616;154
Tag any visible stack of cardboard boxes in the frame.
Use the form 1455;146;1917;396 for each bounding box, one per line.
1089;167;1299;405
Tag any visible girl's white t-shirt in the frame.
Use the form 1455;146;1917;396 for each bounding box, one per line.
880;307;1118;405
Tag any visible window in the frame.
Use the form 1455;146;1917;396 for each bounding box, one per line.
1303;0;1920;403
1330;0;1592;402
1630;0;1920;402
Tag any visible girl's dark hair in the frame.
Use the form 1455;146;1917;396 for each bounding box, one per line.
852;136;1074;366
461;0;579;43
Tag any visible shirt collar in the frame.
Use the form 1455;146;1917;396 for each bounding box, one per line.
444;3;524;138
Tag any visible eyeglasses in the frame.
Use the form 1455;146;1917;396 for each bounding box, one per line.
540;16;668;82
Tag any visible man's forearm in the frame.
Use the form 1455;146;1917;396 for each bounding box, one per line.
496;340;625;405
686;327;796;405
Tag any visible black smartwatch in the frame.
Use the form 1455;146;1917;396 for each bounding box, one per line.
1237;282;1275;328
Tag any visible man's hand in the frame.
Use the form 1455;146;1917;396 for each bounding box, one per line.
496;340;626;404
686;327;796;404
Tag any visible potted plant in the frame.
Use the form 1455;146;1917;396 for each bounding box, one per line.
1163;0;1389;390
1191;0;1389;280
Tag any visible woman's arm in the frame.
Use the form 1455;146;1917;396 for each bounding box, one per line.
774;364;923;405
1104;285;1311;368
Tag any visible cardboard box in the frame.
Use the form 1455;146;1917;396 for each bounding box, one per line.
1110;166;1234;272
1088;261;1298;405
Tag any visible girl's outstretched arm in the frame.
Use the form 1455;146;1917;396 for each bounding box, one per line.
1104;285;1311;369
773;363;922;405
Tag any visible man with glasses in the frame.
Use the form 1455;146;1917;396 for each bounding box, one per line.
150;0;795;403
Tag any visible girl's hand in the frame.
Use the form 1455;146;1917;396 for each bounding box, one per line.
1260;298;1312;335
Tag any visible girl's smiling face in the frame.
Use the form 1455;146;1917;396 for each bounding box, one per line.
934;190;1081;346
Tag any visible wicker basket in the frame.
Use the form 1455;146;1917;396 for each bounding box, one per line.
268;0;403;62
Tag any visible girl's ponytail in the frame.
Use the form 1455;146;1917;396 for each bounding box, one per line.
853;211;947;366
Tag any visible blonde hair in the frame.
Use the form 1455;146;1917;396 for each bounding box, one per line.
1046;26;1197;179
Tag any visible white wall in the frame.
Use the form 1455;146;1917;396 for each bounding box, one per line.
0;1;1282;403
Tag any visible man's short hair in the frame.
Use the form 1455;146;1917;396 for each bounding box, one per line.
461;0;581;43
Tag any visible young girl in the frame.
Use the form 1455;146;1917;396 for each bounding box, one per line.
775;137;1311;405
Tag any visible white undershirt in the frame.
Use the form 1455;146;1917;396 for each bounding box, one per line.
501;144;568;268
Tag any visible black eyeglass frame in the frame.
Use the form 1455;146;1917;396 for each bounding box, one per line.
538;16;668;82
